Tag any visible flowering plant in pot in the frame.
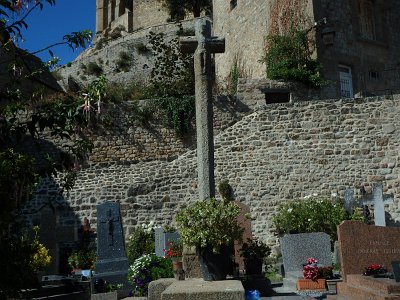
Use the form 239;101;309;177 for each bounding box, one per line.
176;198;243;280
165;240;184;280
239;238;271;275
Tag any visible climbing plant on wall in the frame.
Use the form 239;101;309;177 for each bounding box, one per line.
261;27;329;88
158;0;212;21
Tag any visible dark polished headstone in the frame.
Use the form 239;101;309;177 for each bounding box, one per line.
93;202;130;295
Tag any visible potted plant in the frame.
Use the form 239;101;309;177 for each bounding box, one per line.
297;257;328;290
176;198;244;281
165;240;184;280
239;238;271;275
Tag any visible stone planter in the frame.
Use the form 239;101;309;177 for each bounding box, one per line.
91;291;117;300
326;278;342;294
296;278;326;290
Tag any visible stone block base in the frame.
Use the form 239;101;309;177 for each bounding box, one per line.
161;278;244;300
327;275;400;300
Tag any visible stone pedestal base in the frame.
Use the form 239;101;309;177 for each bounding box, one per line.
327;275;400;300
149;278;245;300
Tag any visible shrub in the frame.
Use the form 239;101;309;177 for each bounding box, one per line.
135;42;150;54
126;222;155;265
261;27;329;87
116;51;132;72
176;198;243;253
128;254;173;296
272;197;350;241
85;61;103;77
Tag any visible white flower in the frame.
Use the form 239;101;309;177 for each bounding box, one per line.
287;208;293;213
308;218;312;222
304;195;311;199
313;193;318;196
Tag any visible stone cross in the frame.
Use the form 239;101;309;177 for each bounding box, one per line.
180;18;225;200
343;187;355;214
360;183;394;226
100;208;120;246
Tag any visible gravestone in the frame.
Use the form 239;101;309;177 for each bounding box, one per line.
338;220;400;280
39;207;78;274
344;188;355;214
360;183;394;226
93;202;130;293
179;17;225;201
280;232;332;289
154;227;180;257
233;201;252;271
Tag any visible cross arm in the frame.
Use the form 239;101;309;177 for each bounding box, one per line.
179;37;225;54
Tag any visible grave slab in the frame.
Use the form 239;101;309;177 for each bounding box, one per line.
338;221;400;280
160;278;244;300
280;232;331;290
327;274;400;300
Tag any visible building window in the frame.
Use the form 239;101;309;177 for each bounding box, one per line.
230;0;237;11
359;0;376;40
264;90;290;104
339;65;354;98
369;70;380;80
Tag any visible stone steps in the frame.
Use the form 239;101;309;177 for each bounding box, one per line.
327;275;400;300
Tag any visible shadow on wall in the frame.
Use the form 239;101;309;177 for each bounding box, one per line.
22;176;97;276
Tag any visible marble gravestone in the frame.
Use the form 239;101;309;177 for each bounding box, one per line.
280;232;332;289
338;220;400;280
93;202;130;292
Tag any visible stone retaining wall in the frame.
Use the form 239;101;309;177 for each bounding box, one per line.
23;94;400;252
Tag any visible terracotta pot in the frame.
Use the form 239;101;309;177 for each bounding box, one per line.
172;260;185;280
296;278;326;290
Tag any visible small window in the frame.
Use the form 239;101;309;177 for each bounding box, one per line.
359;0;376;40
264;91;290;104
369;70;380;80
230;0;237;10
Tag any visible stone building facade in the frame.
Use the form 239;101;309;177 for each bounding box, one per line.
213;0;400;99
22;93;400;253
96;0;169;34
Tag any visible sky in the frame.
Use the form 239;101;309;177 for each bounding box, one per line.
16;0;96;65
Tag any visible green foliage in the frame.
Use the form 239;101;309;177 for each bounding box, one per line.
159;0;212;21
0;226;51;298
218;180;232;201
126;223;155;265
128;254;173;296
147;31;194;97
116;51;132;72
239;238;271;260
85;61;103;77
146;31;195;137
272;197;352;241
176;198;244;253
262;27;329;87
154;95;194;137
135;42;149;54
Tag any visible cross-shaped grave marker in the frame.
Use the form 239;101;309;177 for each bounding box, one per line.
180;17;225;200
360;183;394;226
